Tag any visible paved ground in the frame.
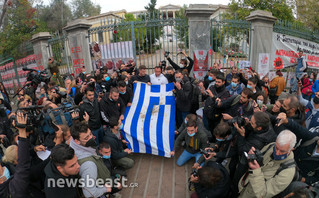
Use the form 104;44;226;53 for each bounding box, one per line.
120;149;195;198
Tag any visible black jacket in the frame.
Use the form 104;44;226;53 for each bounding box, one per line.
44;161;81;198
175;76;193;112
220;95;254;118
99;79;117;93
73;86;84;106
1;137;31;198
99;94;125;125
236;125;277;155
167;56;194;73
194;161;231;198
284;119;319;184
130;74;150;84
204;85;230;120
119;87;133;106
270;109;304;134
79;97;102;130
103;129;128;160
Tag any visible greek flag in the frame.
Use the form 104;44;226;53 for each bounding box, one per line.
122;82;176;158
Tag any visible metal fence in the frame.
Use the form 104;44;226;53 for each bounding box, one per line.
210;14;251;69
48;33;73;75
274;20;319;44
88;12;189;73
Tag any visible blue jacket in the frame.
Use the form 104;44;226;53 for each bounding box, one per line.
305;100;319;130
42;111;73;134
226;84;243;96
312;80;319;98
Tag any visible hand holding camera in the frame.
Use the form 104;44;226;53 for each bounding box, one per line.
200;148;216;160
245;147;263;170
276;113;288;126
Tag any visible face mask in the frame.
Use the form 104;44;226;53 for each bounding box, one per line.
273;146;288;160
208;76;213;81
231;82;238;88
120;91;126;95
179;64;185;68
1;167;10;180
310;79;313;82
184;119;187;124
247;85;252;89
109;98;113;102
85;138;97;148
314;96;319;104
83;71;86;74
105;76;110;81
280;106;287;113
16;140;19;145
119;123;123;130
187;132;196;137
216;138;225;142
103;155;111;159
175;77;182;83
257;100;263;105
125;81;128;85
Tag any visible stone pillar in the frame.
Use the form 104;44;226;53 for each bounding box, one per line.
246;10;277;71
63;19;92;75
186;4;215;80
31;32;52;71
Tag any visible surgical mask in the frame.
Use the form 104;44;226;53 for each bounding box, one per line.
216;138;225;142
103;155;111;159
175;77;182;83
208;76;213;81
247;85;252;89
179;64;184;68
120;91;126;95
16;140;19;145
187;132;196;137
105;76;110;81
85;138;97;148
83;71;86;74
109;98;113;102
0;167;10;180
310;79;313;82
125;81;128;85
273;146;288;160
184;119;187;124
231;82;238;88
119;123;123;130
257;100;263;105
314;96;319;104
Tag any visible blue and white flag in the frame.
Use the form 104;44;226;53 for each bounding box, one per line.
122;82;176;158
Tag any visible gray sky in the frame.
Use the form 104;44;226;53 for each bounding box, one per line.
41;0;230;13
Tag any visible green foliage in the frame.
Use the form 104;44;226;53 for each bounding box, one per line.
174;5;189;48
296;0;319;31
37;0;73;33
71;0;101;19
228;0;295;21
0;0;44;59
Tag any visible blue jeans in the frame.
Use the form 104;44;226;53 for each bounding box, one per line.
176;150;203;166
92;126;104;145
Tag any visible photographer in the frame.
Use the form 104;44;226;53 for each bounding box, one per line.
165;51;194;73
48;57;63;86
0;112;31;197
238;130;297;198
190;161;231;198
48;87;63;105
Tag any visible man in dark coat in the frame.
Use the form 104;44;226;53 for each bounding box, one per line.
44;144;82;198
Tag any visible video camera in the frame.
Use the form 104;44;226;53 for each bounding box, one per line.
244;149;264;166
14;105;44;130
52;86;67;98
23;67;50;85
200;148;215;158
228;116;246;128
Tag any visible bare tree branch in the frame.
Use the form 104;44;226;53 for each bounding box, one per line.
0;0;8;29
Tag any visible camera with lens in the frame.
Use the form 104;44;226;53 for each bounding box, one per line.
61;102;80;119
53;87;67;98
16;105;44;128
228;116;246;128
164;51;170;58
100;84;107;93
23;67;50;85
244;149;264;166
191;169;198;177
200;148;214;158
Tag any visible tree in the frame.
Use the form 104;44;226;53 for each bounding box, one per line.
70;0;101;19
38;0;73;33
228;0;295;21
0;0;45;59
174;5;189;48
296;0;319;31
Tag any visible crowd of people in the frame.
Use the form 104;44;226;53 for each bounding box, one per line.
0;49;318;198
